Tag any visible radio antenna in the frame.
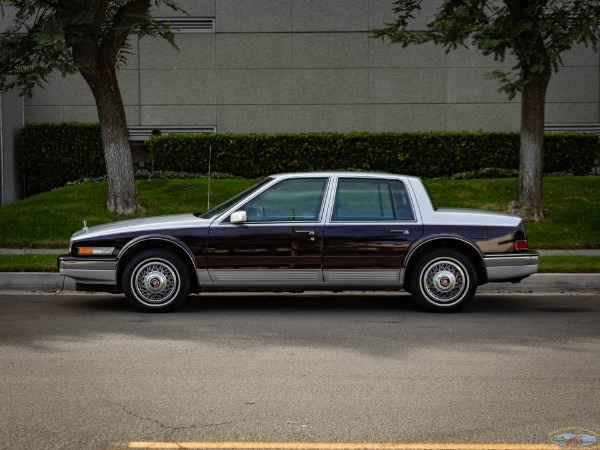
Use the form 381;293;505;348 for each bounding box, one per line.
207;145;212;210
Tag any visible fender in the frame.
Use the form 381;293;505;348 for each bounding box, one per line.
117;234;197;269
404;233;484;269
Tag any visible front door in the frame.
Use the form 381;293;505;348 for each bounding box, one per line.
206;177;330;287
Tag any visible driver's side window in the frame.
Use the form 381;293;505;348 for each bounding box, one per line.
240;178;328;222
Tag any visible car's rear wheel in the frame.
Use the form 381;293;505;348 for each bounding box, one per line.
122;249;191;312
410;250;477;312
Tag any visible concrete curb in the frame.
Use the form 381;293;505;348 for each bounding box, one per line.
1;273;598;294
481;273;600;293
0;273;76;291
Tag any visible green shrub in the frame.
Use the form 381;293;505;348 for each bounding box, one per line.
20;124;597;196
149;131;596;179
20;122;105;196
450;168;520;179
65;170;242;186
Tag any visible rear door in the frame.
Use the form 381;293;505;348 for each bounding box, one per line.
322;176;423;287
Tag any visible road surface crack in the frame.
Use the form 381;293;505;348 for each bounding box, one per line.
101;397;238;434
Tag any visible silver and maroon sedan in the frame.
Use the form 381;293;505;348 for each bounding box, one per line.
58;172;538;312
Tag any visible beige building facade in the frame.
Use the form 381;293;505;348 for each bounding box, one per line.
11;0;600;132
1;0;599;203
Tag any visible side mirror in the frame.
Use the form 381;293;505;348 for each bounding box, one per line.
230;211;247;224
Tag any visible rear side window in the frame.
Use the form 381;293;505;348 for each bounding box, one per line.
332;178;415;222
390;180;416;220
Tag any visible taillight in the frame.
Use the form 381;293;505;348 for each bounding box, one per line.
515;240;529;250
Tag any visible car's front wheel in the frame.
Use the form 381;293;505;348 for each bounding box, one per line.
122;249;191;312
410;250;477;312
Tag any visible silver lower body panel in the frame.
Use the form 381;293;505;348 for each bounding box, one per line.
484;253;539;282
58;257;118;285
199;269;403;290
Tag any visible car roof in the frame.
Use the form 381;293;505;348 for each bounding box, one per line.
270;171;421;180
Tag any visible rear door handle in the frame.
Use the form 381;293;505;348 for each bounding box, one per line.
390;230;410;235
294;230;316;241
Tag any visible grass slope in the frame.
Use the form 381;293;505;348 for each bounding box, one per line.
0;178;254;248
0;176;598;249
426;176;600;249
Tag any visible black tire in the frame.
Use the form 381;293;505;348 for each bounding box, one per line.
409;249;477;312
122;249;191;312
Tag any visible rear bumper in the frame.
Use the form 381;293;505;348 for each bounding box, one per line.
58;255;118;289
484;252;539;282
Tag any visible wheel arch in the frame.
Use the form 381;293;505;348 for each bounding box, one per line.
116;236;198;292
403;236;486;291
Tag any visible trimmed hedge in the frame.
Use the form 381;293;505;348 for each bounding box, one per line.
20;124;597;196
21;123;105;196
149;131;597;179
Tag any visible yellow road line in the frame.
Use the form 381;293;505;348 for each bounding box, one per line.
128;442;561;450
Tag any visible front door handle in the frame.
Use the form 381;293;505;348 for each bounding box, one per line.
294;230;315;236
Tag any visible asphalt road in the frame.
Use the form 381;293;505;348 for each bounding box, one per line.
1;292;599;450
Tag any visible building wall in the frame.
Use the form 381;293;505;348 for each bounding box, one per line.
7;0;600;133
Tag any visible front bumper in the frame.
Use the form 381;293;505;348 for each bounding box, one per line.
58;255;118;288
484;252;539;282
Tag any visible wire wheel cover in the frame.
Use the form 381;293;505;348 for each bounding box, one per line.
133;260;179;304
422;259;467;303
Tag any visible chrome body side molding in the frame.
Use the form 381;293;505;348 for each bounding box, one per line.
208;269;322;285
323;269;400;285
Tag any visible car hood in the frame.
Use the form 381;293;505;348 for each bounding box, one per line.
71;213;211;241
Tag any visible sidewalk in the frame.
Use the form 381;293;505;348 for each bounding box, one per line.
0;249;599;293
536;249;600;256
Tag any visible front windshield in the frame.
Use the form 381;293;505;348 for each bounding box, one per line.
196;178;272;220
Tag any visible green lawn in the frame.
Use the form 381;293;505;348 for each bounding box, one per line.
0;254;59;272
538;255;600;273
0;178;255;248
425;176;600;249
0;176;598;249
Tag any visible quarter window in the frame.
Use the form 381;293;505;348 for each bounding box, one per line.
332;178;415;221
240;178;328;222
